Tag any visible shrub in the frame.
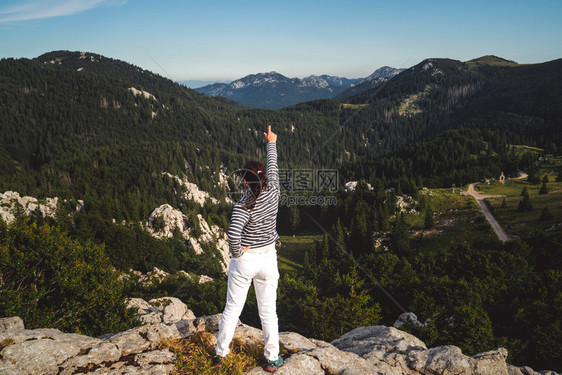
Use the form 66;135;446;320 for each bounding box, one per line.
0;221;136;336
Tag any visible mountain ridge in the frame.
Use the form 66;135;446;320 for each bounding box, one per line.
195;66;403;109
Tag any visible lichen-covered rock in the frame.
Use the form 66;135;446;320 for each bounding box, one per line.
192;313;222;332
507;366;559;375
148;297;189;323
393;312;425;328
0;316;24;331
279;331;316;352
0;316;556;375
126;296;196;325
134;348;176;367
232;323;265;347
246;353;324;375
471;348;509;375
332;325;517;375
331;325;427;359
59;342;121;375
0;338;81;375
408;345;471;374
307;338;377;374
107;320;192;355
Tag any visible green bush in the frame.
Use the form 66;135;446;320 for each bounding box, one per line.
0;220;137;336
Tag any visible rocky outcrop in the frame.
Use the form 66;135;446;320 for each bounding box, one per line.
344;181;373;191
0;191;61;223
146;204;230;272
126;297;196;325
162;172;219;206
1;299;558;375
393;312;426;328
120;267;214;286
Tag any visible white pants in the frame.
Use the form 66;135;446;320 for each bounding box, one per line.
216;243;280;361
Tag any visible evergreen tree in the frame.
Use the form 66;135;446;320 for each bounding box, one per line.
527;166;540;184
391;213;410;254
288;205;301;233
539;176;548;195
501;198;507;208
424;207;435;230
518;187;533;212
539;205;553;221
539;181;548;195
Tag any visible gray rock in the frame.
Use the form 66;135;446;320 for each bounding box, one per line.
192;313;222;332
108;319;194;356
307;338;377;375
92;363;175;375
0;327;101;348
246;353;324;375
59;342;121;375
393;312;425;328
471;348;509;375
128;296;196;325
149;297;188;323
134;348;176;366
332;326;427;357
233;323;264;346
279;331;316;352
0;339;81;375
127;297;162;324
408;345;471;374
507;364;537;375
181;309;196;321
0;316;24;331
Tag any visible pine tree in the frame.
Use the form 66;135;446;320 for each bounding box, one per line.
539;181;548;195
518;187;533;212
539;176;548;195
289;205;301;233
391;213;410;254
501;198;507;208
424;207;435;230
539;205;553;221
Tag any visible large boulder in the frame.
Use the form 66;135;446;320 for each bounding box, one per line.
332;325;515;375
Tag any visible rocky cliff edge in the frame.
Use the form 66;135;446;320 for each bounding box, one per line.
0;297;558;375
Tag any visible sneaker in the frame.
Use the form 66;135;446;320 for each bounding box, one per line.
211;355;224;367
264;357;283;372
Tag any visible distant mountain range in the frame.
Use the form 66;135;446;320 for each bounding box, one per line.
194;67;404;109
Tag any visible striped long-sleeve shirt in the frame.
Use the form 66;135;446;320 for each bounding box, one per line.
227;142;280;258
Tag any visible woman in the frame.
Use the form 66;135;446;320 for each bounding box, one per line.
213;125;283;372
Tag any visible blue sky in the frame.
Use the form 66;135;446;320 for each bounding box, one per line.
1;0;561;84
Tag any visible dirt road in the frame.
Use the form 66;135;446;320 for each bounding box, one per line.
464;184;510;242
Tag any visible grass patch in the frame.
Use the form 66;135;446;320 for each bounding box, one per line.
487;188;562;236
341;103;368;109
162;331;264;375
277;234;322;273
465;55;519;68
512;145;545;152
409;187;497;251
472;162;562;236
